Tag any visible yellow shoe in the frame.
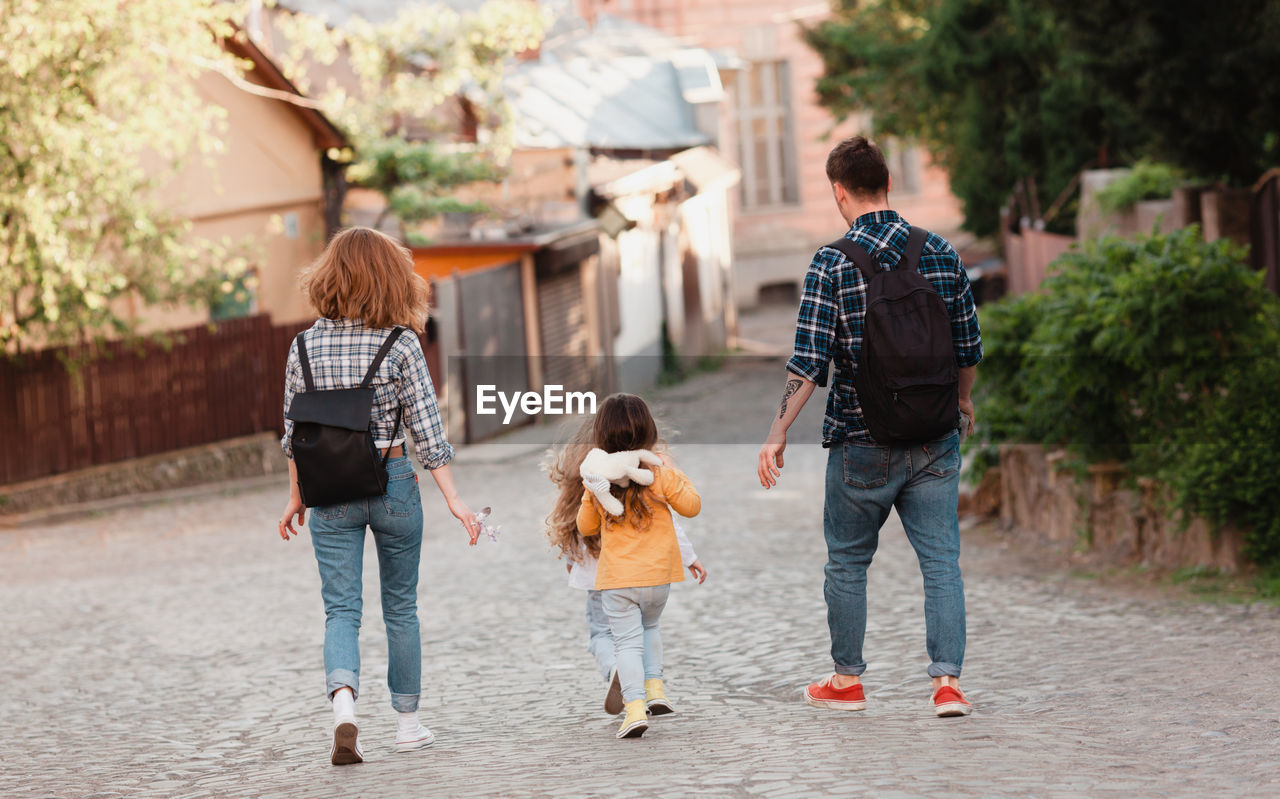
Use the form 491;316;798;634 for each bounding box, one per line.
644;678;675;716
616;699;649;739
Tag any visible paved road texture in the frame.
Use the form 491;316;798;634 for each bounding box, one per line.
2;351;1278;798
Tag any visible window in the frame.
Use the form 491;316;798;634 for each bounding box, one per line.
734;60;799;209
885;136;922;195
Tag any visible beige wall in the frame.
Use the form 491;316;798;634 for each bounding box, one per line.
579;0;964;306
138;70;329;330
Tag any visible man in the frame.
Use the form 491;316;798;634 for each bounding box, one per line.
756;136;982;717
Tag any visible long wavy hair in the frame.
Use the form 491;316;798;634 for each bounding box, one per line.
545;419;599;563
545;394;663;562
299;226;430;332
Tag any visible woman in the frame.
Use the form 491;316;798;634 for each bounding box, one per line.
277;226;479;766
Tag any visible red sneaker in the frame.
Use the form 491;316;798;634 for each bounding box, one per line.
932;684;972;717
804;675;866;711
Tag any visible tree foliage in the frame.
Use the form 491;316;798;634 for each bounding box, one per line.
268;0;545;227
1053;1;1280;185
969;229;1280;566
804;1;1280;236
0;0;252;357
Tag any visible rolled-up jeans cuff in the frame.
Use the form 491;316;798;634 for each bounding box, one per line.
927;662;962;678
834;663;866;677
326;669;360;702
390;692;420;713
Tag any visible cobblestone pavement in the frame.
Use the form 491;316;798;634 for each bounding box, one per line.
3;316;1279;798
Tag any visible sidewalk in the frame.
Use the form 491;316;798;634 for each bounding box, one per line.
2;309;1278;798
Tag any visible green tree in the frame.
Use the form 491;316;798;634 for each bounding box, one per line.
1053;1;1280;184
0;0;253;357
804;0;1147;237
268;0;546;234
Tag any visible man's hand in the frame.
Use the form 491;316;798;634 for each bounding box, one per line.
959;397;976;433
757;432;786;489
957;366;977;434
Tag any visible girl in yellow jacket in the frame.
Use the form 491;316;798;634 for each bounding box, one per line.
576;394;702;739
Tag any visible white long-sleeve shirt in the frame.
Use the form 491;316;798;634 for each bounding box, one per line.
567;521;697;590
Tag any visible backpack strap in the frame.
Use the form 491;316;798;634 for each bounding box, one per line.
294;332;316;392
383;406;404;466
364;327;408;466
903;225;929;273
360;327;408;388
824;237;878;282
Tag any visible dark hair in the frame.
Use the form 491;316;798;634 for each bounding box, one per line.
592;393;659;530
825;136;890;198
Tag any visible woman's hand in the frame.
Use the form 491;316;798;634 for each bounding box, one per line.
279;494;306;540
688;559;707;584
279;460;305;540
657;451;676;469
447;495;481;546
427;464;481;546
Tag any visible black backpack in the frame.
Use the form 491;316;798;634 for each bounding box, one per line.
286;327;407;507
825;226;958;444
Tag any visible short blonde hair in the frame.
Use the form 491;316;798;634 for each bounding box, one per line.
300;227;430;332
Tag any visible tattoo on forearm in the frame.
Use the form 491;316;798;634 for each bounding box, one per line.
779;379;802;419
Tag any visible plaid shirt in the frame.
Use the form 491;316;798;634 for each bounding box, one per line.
785;210;983;446
281;317;454;470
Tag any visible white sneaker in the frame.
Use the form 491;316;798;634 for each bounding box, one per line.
331;719;363;765
395;723;436;752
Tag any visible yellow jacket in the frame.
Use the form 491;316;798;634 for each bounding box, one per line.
577;465;701;590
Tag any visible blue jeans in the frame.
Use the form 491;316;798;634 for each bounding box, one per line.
585;590;615;681
308;456;423;712
824;430;965;678
601;585;670;703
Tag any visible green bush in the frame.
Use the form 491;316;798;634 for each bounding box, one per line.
973;228;1280;567
964;292;1048;477
1162;346;1280;566
1094;160;1186;213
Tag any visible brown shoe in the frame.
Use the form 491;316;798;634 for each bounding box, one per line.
603;666;624;715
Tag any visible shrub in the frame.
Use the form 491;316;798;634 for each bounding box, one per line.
1094;160;1186;213
964;292;1047;477
1162;344;1280;566
972;228;1280;567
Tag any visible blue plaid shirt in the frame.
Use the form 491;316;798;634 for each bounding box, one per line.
785;210;983;446
282;317;454;470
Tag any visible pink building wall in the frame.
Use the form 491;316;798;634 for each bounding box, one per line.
579;0;963;308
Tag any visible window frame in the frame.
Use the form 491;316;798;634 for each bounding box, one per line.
734;59;800;212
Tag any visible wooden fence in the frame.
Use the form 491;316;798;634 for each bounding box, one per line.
1000;221;1076;296
0;315;311;486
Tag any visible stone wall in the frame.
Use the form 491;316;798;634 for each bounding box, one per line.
0;433;287;519
996;444;1244;573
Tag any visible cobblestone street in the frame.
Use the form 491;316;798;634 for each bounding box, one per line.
3;319;1279;798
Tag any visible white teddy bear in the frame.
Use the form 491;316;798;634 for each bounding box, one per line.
579;447;663;517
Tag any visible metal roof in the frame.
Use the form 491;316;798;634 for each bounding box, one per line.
278;1;488;25
508;56;707;151
508;15;718;151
